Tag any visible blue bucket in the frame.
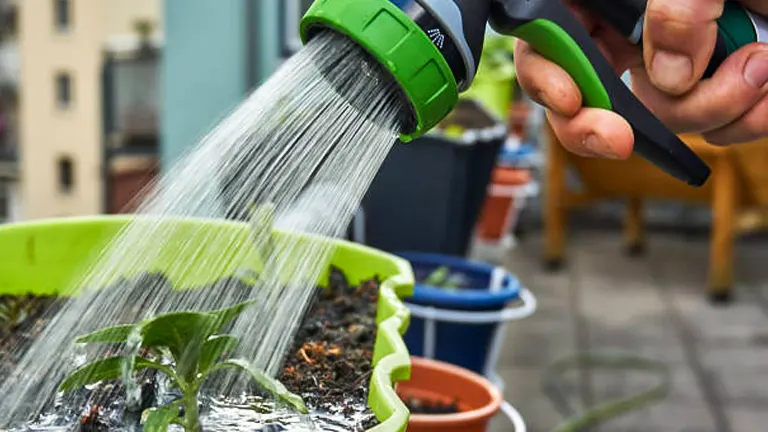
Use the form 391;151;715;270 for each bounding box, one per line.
397;252;528;377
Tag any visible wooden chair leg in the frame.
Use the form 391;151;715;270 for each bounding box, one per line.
544;123;567;271
710;154;737;304
624;197;645;257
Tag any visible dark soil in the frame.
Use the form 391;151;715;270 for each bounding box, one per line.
0;294;64;381
402;397;460;415
78;406;110;432
1;268;384;431
279;266;380;429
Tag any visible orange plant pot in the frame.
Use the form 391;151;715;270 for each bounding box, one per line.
477;167;532;241
398;356;502;432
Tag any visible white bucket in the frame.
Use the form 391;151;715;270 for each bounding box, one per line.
405;288;537;387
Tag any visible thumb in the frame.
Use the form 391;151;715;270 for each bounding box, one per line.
632;42;768;133
643;0;724;95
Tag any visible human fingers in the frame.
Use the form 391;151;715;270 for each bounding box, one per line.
513;1;627;117
703;96;768;145
631;43;768;133
643;0;724;95
514;22;640;117
740;0;768;16
514;40;582;117
546;108;634;160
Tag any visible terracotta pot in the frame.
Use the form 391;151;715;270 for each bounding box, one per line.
476;167;532;241
508;102;531;138
398;356;502;432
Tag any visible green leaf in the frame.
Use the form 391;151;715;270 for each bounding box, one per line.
443;274;464;290
75;324;136;344
424;266;450;287
213;359;308;414
58;356;160;392
139;311;217;360
138;311;218;382
143;401;182;432
208;300;256;334
199;335;239;375
137;301;255;358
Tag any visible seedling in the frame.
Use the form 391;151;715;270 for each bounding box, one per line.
423;266;464;291
58;300;308;432
0;295;40;332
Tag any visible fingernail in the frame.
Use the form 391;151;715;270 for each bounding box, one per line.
744;51;768;89
584;134;620;159
651;50;693;92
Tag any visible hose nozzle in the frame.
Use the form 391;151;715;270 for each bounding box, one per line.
300;0;489;142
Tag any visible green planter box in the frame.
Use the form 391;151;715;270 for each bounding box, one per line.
0;216;415;432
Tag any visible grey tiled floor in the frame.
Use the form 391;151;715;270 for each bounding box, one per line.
472;230;768;432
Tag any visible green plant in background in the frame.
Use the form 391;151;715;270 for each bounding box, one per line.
133;18;155;43
58;300;308;432
0;296;39;333
543;350;671;432
476;33;516;76
423;266;464;291
133;18;158;58
460;32;517;120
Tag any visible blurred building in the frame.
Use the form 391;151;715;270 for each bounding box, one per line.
16;0;162;220
0;0;19;222
162;0;310;166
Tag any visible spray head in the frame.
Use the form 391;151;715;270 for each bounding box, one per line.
301;0;711;187
300;0;488;142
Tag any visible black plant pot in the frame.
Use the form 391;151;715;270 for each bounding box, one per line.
362;122;505;257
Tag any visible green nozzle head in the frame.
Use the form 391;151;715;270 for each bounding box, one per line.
300;0;461;142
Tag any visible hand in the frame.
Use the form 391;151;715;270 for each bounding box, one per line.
515;0;768;159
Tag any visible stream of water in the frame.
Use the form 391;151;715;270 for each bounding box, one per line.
0;30;407;431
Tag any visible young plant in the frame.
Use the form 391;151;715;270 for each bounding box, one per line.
423;266;464;291
58;300;308;432
0;295;40;332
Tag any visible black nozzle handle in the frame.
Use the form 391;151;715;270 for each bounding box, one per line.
488;0;711;186
580;0;763;79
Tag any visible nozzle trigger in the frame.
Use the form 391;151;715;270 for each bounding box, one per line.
488;0;711;187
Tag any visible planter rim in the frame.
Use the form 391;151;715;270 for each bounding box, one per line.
0;216;415;432
403;356;503;424
396;252;520;310
491;166;532;185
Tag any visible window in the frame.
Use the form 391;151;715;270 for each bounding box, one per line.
54;0;71;32
1;3;18;37
58;157;74;193
0;182;7;223
55;72;72;108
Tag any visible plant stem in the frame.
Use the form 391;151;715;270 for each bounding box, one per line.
183;391;202;432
